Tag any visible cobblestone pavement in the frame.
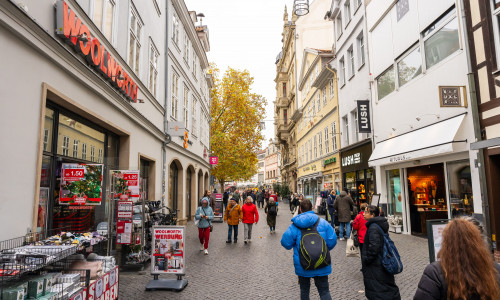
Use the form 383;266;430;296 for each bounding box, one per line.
119;207;429;299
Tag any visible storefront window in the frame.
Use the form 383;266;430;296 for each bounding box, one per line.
447;160;473;217
387;169;402;216
57;113;105;162
44;108;54;152
345;172;356;194
366;169;374;197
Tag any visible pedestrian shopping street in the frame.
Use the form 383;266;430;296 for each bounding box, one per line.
119;207;429;299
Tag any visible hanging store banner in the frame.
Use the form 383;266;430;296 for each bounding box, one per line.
60;164;103;205
151;226;185;275
168;121;186;137
209;156;219;165
111;170;140;201
357;100;371;133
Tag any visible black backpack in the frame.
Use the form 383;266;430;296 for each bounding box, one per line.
296;220;331;270
268;205;277;216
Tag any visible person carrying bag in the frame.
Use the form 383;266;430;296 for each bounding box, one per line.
195;197;214;255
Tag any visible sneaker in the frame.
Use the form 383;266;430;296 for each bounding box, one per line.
226;240;231;243
340;238;345;241
200;244;204;251
248;239;252;243
233;240;237;243
204;249;208;255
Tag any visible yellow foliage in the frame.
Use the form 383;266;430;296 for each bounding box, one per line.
209;64;266;187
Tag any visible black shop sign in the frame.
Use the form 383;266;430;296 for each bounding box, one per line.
340;141;372;173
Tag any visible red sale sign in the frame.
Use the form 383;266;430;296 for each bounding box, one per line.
87;267;119;300
63;168;85;181
123;173;138;180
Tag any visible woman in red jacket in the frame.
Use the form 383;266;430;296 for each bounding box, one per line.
353;203;368;259
241;196;259;244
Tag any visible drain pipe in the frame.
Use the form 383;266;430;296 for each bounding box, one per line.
162;2;170;207
459;0;492;248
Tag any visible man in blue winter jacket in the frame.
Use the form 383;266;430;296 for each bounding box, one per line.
281;200;337;300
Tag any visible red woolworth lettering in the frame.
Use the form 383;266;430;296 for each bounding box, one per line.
122;72;129;95
107;55;118;82
62;1;81;45
78;24;91;55
90;38;102;67
115;65;123;88
155;234;182;240
100;49;108;75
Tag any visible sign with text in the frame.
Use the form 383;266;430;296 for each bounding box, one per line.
151;226;185;275
56;1;137;102
117;201;133;219
111;170;140;201
60;164;103;205
209;156;219;165
439;86;466;107
168;121;185;137
87;267;119;300
357;100;371;133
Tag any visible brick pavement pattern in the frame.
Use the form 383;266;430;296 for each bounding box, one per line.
119;207;429;299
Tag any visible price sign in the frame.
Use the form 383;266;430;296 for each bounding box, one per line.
117;201;133;219
123;173;138;180
63;168;85;181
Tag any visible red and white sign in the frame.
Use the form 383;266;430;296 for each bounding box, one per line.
87;267;119;300
209;156;218;165
63;168;85;181
324;183;328;188
111;170;140;200
117;201;133;219
60;163;103;205
151;226;185;275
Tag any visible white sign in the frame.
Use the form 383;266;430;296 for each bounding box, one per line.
341;153;361;167
151;226;186;275
432;223;447;261
168;121;186;137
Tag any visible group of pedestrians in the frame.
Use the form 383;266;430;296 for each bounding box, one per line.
196;188;500;300
194;189;279;253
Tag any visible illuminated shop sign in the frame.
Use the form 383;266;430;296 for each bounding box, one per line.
56;1;138;102
341;153;361;167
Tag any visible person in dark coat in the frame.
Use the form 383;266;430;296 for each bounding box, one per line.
257;190;265;208
326;190;336;228
223;190;229;209
264;199;278;233
362;205;401;300
413;217;500;300
333;190;354;240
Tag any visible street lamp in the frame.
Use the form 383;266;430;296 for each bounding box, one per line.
294;0;310;16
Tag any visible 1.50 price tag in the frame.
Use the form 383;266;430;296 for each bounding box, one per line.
63;168;85;181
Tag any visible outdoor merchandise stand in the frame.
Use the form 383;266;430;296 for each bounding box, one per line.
0;229;118;300
213;193;224;222
145;226;187;292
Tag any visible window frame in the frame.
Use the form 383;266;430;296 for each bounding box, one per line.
183;85;189;130
491;0;500;70
318;132;323;156
92;0;116;42
336;13;343;39
329;79;334;98
172;12;180;46
192;96;198;137
396;44;423;88
339;56;346;87
331;121;338;151
324;127;330;154
322;88;327;106
348;46;355;79
148;39;159;97
171;72;179;120
62;136;70;156
128;5;143;75
376;64;396;101
344;1;352;27
357;32;365;68
82;143;87;160
72;140;79;158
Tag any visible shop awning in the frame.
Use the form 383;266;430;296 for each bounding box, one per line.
368;114;467;167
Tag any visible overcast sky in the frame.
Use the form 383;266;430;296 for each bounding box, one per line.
184;0;296;149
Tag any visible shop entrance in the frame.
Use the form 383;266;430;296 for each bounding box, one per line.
40;104;119;234
407;163;448;236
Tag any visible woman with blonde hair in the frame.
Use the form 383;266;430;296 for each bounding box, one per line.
414;217;500;299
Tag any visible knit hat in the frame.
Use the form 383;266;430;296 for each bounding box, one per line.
230;197;237;201
201;197;209;203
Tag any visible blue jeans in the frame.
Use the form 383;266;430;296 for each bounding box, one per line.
328;209;335;228
339;222;351;239
227;225;238;241
298;276;331;300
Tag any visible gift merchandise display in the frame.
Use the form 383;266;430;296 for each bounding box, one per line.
32;232;106;250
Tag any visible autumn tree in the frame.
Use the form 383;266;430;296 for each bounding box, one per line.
210;65;267;189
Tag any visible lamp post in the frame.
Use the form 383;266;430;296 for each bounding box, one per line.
294;0;310;16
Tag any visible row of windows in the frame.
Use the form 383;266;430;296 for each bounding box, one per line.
338;33;365;86
299;122;338;166
45;131;103;163
376;8;460;101
299;79;335;132
171;73;209;146
335;0;363;40
266;170;277;179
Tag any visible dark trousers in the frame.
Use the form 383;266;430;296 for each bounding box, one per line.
298;276;332;300
198;227;210;250
328;209;335;227
258;201;264;208
359;243;364;263
223;201;228;209
227;224;238;241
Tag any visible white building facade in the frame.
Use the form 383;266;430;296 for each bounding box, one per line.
166;0;212;223
366;0;482;235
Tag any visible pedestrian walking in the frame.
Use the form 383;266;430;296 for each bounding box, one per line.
224;198;242;243
362;205;401;300
202;190;215;209
281;200;337;300
414;217;500;300
194;197;214;255
334;190;354;240
233;190;241;203
257;189;265;208
250;190;257;204
241;196;259;244
352;202;368;259
223;190;229;209
326;190;336;228
264;189;270;205
264;198;278;233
